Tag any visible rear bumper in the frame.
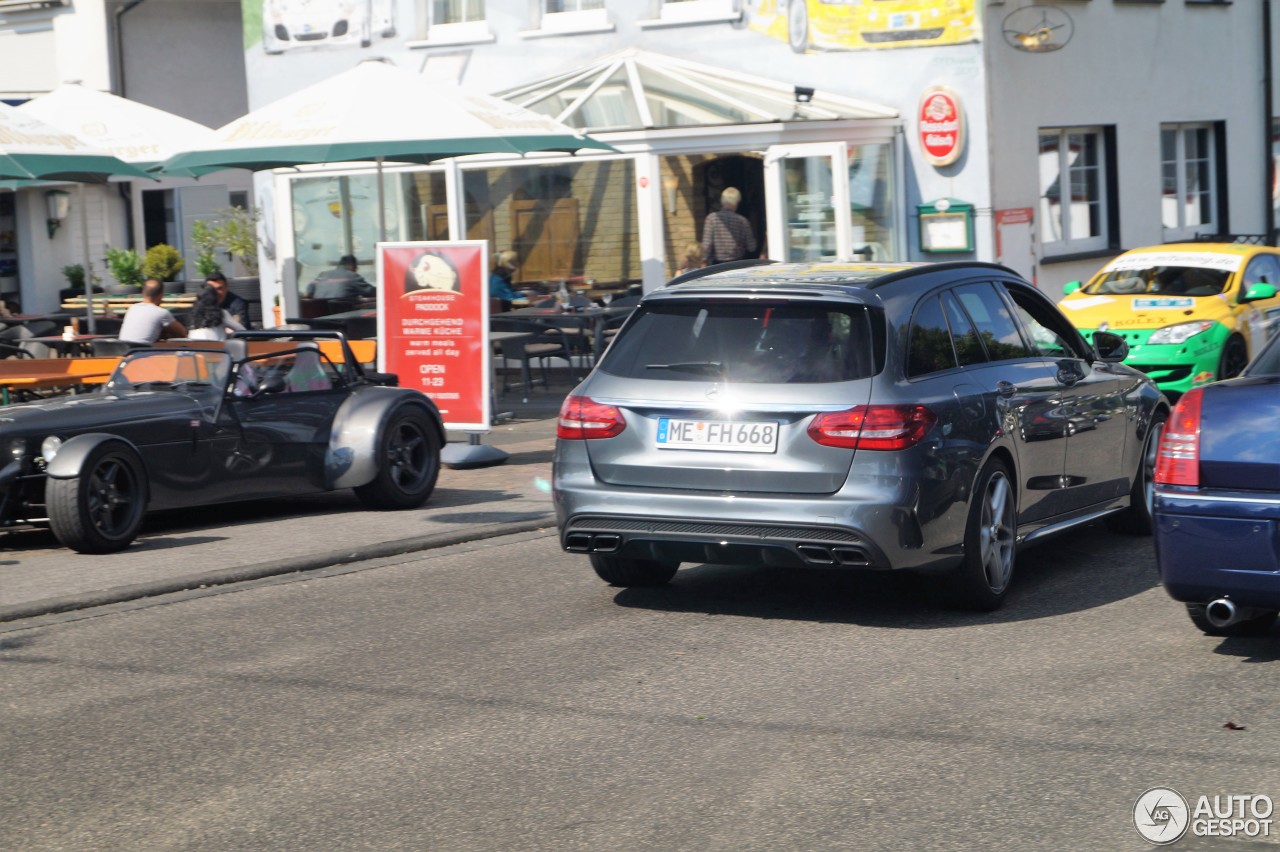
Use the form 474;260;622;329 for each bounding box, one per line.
1154;489;1280;608
553;443;967;574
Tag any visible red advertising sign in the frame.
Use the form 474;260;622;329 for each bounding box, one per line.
918;86;964;167
377;241;490;431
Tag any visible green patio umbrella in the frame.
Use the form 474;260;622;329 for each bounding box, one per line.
0;101;153;182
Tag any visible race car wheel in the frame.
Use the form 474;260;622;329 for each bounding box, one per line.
1106;411;1166;535
47;442;147;554
1218;335;1248;380
354;409;441;509
1186;604;1277;637
788;0;810;53
945;458;1016;611
589;554;678;587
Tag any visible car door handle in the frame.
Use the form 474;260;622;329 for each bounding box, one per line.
996;380;1015;397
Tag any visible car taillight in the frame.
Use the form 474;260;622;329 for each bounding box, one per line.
556;395;626;440
807;405;937;451
1154;388;1202;487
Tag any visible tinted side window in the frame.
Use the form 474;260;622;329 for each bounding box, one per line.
1004;287;1081;359
940;291;986;366
1243;255;1280;289
907;296;958;377
954;283;1032;361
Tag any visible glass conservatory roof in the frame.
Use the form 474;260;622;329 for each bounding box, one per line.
493;49;897;134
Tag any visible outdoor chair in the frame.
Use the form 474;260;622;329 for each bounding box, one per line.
90;338;136;357
490;317;575;402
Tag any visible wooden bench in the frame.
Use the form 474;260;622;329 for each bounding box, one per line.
0;356;121;403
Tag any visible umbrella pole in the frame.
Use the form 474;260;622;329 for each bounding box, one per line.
376;156;386;244
78;185;96;334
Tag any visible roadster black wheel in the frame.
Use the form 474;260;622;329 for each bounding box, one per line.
46;442;147;554
353;409;441;509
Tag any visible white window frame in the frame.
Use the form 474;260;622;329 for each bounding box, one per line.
1160;122;1218;242
409;0;494;46
1038;126;1110;257
522;0;613;38
639;0;740;28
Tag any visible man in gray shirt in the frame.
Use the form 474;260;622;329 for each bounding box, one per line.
303;255;376;300
119;279;187;345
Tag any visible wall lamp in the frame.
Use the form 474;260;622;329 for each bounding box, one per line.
662;174;679;213
45;189;70;239
794;85;815;104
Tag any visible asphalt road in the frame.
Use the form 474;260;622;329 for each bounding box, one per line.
3;523;1278;851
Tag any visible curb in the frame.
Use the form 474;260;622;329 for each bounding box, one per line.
0;518;557;624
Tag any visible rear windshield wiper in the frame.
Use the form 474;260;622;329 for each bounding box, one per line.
644;361;725;376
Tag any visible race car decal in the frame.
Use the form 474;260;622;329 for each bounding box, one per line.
1133;297;1195;309
1060;295;1116;311
1104;251;1244;273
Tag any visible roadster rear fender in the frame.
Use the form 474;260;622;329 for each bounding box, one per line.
46;433;145;480
326;388;444;490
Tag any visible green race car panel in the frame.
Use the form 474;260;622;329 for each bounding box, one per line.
1059;243;1280;395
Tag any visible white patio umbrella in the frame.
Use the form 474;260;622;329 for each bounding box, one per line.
160;59;614;239
0;101;155;331
21;83;216;171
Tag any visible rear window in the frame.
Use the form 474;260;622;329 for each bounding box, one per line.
600;300;884;383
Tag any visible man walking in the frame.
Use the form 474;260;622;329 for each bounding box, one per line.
701;187;758;265
119;279;186;345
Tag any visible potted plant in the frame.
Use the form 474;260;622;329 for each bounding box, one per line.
216;206;261;279
142;243;185;290
103;248;145;295
188;219;223;291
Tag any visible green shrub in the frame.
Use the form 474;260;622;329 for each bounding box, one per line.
215;206;261;276
142;243;184;281
104;248;145;288
61;264;85;288
190;220;222;278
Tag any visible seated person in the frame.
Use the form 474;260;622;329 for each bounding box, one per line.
489;250;521;312
118;279;186;345
303;255;375;300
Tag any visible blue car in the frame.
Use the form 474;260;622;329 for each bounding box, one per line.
1154;332;1280;635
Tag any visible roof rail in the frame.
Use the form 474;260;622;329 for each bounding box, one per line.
1187;234;1270;245
664;258;778;287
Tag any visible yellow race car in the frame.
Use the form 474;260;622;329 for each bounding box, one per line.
1059;242;1280;396
750;0;977;54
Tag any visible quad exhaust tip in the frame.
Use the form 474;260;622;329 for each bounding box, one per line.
565;532;620;554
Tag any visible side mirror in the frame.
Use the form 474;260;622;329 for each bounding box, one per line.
1063;281;1082;295
1241;282;1278;303
1092;330;1129;363
254;374;287;397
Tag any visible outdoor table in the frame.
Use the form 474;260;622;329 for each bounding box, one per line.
25;334;112;357
504;305;634;365
286;308;377;339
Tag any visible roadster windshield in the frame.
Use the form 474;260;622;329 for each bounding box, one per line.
105;350;232;394
1085;265;1231;297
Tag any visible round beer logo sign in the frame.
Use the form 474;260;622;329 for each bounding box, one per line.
918;86;964;167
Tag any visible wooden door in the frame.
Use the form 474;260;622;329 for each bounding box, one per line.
511;198;579;284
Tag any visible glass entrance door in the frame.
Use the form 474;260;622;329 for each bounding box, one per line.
765;141;900;263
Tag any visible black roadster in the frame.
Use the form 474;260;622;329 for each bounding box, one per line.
0;332;444;553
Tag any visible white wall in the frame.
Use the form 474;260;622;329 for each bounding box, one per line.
12;183;127;312
984;1;1265;295
0;0;111;98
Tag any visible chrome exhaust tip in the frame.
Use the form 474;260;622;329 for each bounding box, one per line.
1206;598;1239;629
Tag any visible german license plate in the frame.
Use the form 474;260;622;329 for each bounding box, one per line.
889;12;919;29
656;418;778;453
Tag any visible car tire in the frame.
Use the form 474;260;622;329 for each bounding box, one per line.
787;0;809;53
1186;604;1278;637
1106;411;1167;535
1217;335;1248;380
46;442;148;554
945;458;1016;611
353;409;441;509
589;554;678;587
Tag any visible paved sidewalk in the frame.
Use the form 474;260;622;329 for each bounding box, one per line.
0;395;566;623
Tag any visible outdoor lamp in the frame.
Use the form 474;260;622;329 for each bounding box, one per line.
662;174;679;213
45;190;70;239
794;86;815;104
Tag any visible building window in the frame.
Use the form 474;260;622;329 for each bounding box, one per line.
1038;127;1112;256
524;0;612;36
415;0;492;44
1161;123;1218;240
640;0;740;27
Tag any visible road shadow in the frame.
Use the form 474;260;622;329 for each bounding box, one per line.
1212;635;1280;663
130;535;228;552
426;510;551;524
612;522;1160;627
